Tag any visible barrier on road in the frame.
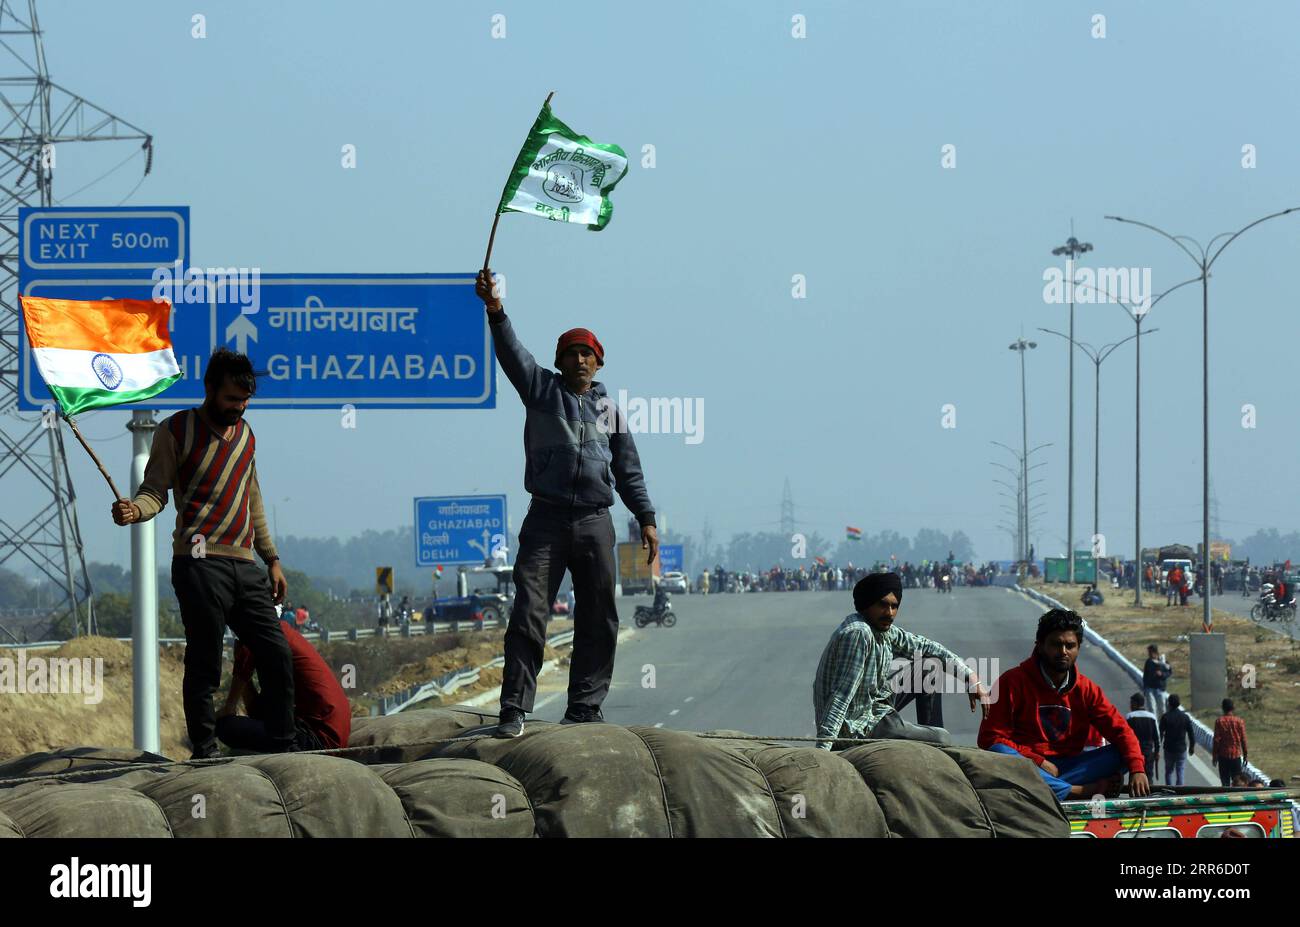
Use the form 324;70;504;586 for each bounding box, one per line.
1013;584;1273;786
378;629;576;716
3;618;508;653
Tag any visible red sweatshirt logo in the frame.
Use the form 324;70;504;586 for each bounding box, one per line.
1039;705;1072;743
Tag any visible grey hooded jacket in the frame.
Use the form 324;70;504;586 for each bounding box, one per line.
490;312;655;526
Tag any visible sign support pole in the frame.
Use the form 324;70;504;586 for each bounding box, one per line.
128;410;160;753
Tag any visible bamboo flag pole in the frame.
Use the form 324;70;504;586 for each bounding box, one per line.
483;91;555;273
63;414;125;500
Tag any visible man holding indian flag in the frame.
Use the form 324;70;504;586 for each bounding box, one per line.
20;295;297;759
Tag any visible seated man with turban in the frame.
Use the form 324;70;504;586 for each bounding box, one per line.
813;572;989;749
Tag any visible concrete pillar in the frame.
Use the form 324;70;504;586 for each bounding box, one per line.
1189;633;1226;713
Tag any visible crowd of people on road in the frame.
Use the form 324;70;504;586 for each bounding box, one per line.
695;556;1005;595
1104;558;1296;603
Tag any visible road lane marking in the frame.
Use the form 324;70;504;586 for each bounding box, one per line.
684;696;694;702
653;722;664;728
669;709;680;716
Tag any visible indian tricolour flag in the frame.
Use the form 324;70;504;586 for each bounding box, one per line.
846;526;862;541
496;100;629;230
19;296;180;417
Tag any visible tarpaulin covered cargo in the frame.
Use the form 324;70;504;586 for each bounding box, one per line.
0;709;1068;837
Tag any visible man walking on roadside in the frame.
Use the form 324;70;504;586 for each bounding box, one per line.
477;268;657;738
1142;644;1172;717
1159;694;1195;786
1125;693;1160;780
1212;698;1249;787
111;349;295;759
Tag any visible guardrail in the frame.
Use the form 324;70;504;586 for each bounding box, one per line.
1;617;508;653
1014;584;1273;785
377;629;576;716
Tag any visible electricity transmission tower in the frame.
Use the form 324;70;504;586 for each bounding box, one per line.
0;0;153;636
780;477;795;538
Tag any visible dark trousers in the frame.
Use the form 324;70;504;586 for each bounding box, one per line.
216;714;323;753
1217;755;1244;787
893;686;944;728
1142;748;1159;778
171;556;295;755
500;502;618;714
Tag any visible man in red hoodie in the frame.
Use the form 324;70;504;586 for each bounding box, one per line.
978;608;1150;801
218;618;352;751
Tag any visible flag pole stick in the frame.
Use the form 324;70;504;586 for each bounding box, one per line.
483;91;555;272
63;414;125;500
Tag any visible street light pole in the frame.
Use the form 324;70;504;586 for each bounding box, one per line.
993;440;1052;567
1106;208;1299;631
1070;276;1200;606
1051;229;1093;582
1009;337;1038;563
1039;328;1155;576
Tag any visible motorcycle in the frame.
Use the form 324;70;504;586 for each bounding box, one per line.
936;572;953;594
634;600;677;628
1250;584;1296;623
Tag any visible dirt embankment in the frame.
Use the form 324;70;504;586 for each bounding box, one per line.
0;637;190;761
1025;579;1300;781
0;622;573;758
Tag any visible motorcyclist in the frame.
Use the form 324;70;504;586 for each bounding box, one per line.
653;580;671;614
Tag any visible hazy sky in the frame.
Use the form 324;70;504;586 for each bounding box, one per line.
11;0;1300;577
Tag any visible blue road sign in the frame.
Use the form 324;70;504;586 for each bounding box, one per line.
19;206;188;276
659;544;684;573
18;273;496;410
415;495;508;567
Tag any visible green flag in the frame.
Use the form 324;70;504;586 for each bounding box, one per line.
496;101;628;230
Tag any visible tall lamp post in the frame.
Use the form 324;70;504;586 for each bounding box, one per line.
1051;231;1093;581
1008;336;1037;563
991;459;1048;563
1106;208;1300;630
1070;276;1201;605
993;440;1053;567
1038;327;1157;576
992;476;1023;559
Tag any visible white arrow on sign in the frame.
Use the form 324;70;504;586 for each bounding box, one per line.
466;528;492;559
225;314;258;354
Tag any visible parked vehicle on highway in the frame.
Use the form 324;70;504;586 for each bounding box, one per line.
618;541;659;595
660;571;689;594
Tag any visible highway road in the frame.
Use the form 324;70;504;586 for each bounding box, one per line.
511;584;1218;786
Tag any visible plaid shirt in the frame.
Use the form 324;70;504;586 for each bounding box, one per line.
1212;713;1248;762
813;613;970;748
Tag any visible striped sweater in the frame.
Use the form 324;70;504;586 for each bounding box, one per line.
132;408;278;563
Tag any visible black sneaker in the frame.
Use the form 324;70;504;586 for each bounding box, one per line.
561;705;605;724
495;708;525;738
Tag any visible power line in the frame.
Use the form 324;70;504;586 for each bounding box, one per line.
53;147;142;204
